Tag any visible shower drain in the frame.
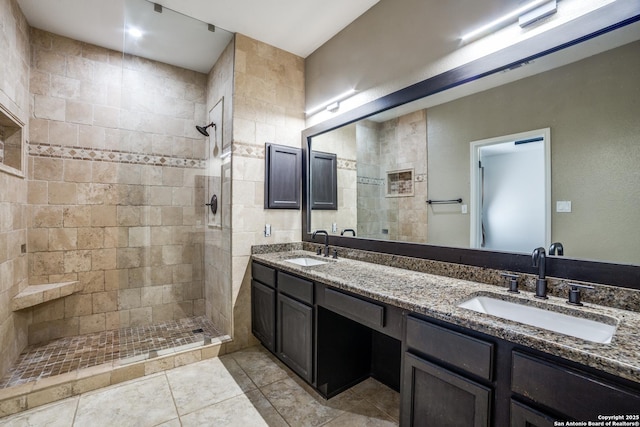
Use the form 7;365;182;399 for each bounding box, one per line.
192;328;204;334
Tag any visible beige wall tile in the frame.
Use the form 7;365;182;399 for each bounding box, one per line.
91;205;116;227
33;157;63;181
30;252;64;276
28;229;49;252
63;206;91;227
129;306;152;326
118;288;141;310
64;250;92;273
91;248;116;270
27;181;48;204
63;159;92;182
33;95;65;121
64;293;92;317
78;270;105;293
48;182;77;205
49;228;77;251
78;313;105;334
77;227;104;249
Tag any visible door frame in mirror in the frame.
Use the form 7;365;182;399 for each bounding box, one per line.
301;17;640;289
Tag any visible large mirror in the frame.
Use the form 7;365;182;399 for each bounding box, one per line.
306;20;640;268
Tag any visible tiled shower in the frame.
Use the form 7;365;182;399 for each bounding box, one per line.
1;0;305;406
1;0;233;389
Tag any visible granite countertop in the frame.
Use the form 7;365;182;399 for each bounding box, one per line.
252;250;640;385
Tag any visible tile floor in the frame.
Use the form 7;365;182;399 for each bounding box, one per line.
0;316;221;388
0;346;400;426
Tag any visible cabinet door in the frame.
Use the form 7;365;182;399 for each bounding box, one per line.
277;293;314;383
251;280;276;352
510;400;556;427
264;143;301;209
401;352;491;427
311;150;337;210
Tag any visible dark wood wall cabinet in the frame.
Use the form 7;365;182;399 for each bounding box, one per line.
251;262;640;426
264;143;301;209
310;151;337;210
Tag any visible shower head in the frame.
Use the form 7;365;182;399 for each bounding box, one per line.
196;122;216;137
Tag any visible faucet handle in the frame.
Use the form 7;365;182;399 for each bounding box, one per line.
566;283;595;306
500;273;520;293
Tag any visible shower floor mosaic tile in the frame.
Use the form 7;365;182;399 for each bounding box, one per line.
0;316;221;389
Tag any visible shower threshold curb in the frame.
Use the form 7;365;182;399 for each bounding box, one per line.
0;335;233;418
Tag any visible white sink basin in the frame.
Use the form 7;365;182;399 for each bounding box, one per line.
285;257;328;267
458;296;617;344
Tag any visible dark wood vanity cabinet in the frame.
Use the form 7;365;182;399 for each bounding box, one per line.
401;314;640;427
510;351;640;423
276;272;314;383
251;259;640;427
402;315;493;427
251;280;276;352
251;263;277;352
251;262;315;384
509;400;556;427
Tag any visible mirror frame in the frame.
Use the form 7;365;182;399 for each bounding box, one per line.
302;16;640;290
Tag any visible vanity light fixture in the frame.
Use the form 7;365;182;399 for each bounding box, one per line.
305;88;356;116
461;0;556;42
127;27;143;38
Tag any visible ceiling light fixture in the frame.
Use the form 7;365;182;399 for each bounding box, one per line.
461;0;554;42
306;89;357;116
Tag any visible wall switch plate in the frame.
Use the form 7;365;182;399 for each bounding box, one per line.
556;200;571;212
332;223;337;233
461;204;468;214
264;224;271;237
556;201;572;213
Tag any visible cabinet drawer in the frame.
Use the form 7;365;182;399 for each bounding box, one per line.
510;399;556;427
324;288;384;329
252;262;276;288
512;352;640;420
278;271;314;304
406;316;494;381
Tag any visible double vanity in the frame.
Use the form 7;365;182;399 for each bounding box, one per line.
251;246;640;426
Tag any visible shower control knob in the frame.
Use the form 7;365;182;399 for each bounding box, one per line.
205;194;218;215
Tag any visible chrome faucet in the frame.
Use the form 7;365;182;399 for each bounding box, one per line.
312;230;330;257
532;247;548;299
549;242;564;256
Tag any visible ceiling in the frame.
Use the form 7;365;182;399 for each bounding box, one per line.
16;0;379;73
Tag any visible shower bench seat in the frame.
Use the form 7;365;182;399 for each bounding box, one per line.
11;281;83;311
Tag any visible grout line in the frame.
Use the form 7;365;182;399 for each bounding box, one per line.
162;370;183;424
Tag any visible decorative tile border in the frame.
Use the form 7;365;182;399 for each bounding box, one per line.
357;176;384;186
337;158;356;170
232;141;264;159
28;143;207;168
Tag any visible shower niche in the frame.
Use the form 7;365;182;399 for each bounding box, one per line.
0;103;25;177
